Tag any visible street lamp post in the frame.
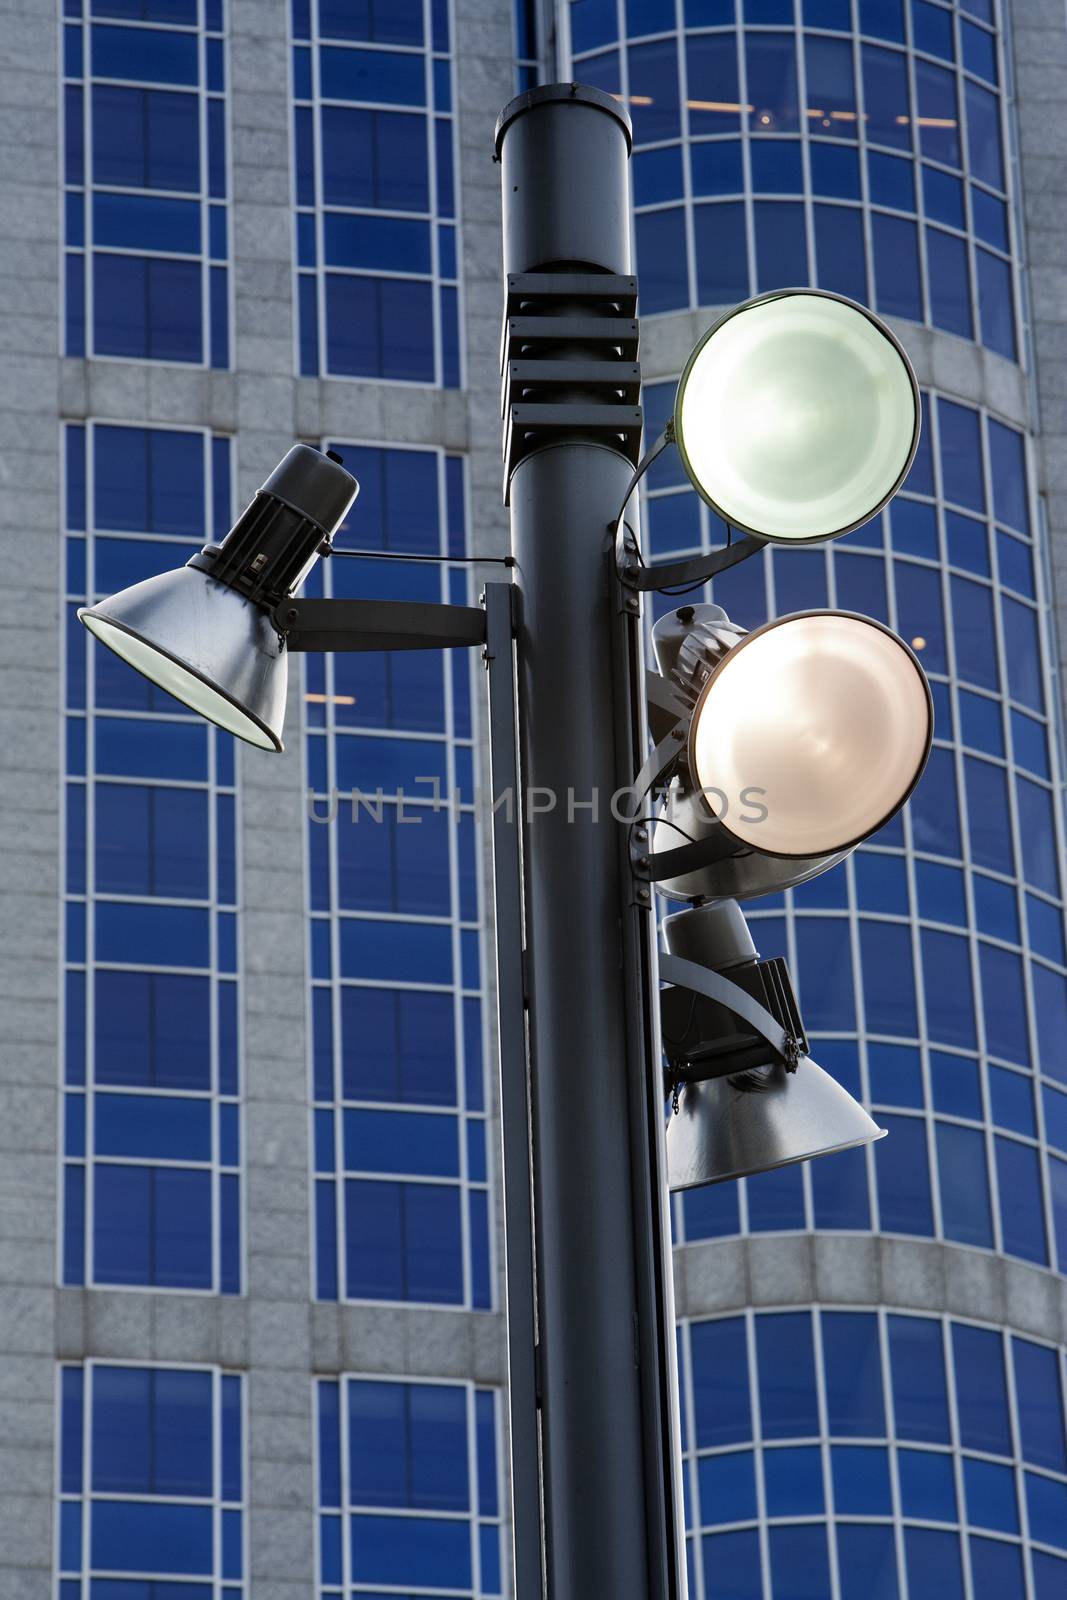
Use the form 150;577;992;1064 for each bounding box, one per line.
496;85;687;1600
77;81;931;1600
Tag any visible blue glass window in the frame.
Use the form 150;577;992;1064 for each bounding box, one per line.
691;1317;751;1447
863;45;911;150
965;757;1012;875
698;1449;757;1524
59;1364;243;1592
795;917;855;1029
804;36;858;137
832;1446;893;1515
876;1114;934;1233
815;204;867;303
988;421;1028;532
693;202;749;306
319;1378;500;1593
756;1314;819;1438
823;1313;885;1436
977;249;1016;359
687;36;742;135
889;1315;950;1441
916;60;960;167
837;1524;899;1598
637;209;689;314
860;921;917;1034
995;1136;1048;1264
1013;1339;1066;1473
899;1446;957;1519
768;1524;831;1598
811;143;861;198
910;0;951;53
971;1538;1025;1600
755;201;808;290
746;33;800;132
966;80;1004;190
873;214;923;320
629;39;681;144
937;1122;994;1246
980;943;1029;1066
702;1529;762;1598
953;1324;1012;1454
922;930;977;1048
927;227;972;338
905;1528;964;1600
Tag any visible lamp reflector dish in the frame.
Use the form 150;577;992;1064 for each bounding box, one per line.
675;289;919;543
690;610;932;858
666;1056;886;1190
79;566;287;751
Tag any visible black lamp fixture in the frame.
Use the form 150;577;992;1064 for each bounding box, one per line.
79;445;359;751
660;900;885;1189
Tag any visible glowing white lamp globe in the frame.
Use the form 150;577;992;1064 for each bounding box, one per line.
675;290;920;544
689;610;933;858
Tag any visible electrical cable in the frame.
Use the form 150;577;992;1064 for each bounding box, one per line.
330;548;515;566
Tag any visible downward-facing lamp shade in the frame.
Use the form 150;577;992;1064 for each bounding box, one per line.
81;570;287;751
675;290;920;544
690;610;933;859
79;445;359;753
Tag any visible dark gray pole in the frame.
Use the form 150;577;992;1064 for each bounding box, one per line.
496;85;687;1600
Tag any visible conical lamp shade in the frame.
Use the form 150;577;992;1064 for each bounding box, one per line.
666;1056;886;1190
79;565;288;751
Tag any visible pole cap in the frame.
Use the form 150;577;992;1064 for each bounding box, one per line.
494;81;633;158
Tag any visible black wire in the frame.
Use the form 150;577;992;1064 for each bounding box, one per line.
330;548;515;566
655;575;717;598
662;987;701;1055
648;524;739;597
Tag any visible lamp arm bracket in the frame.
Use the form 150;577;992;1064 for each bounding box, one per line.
273;597;488;653
630;724;688;808
659;954;799;1069
633;826;741;883
646;669;692;743
619;530;768;593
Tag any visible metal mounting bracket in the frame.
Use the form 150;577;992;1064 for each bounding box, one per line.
659;954;805;1076
616;526;768;593
273;597;488;653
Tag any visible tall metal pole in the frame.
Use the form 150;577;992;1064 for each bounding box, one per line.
495;85;687;1600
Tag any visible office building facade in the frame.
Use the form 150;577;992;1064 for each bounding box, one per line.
0;0;1066;1595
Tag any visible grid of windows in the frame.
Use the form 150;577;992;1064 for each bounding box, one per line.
290;0;461;384
57;1362;245;1597
61;0;230;366
567;0;1019;359
679;1309;1067;1600
63;422;242;1295
315;1375;503;1597
306;443;491;1309
642;384;1067;1273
